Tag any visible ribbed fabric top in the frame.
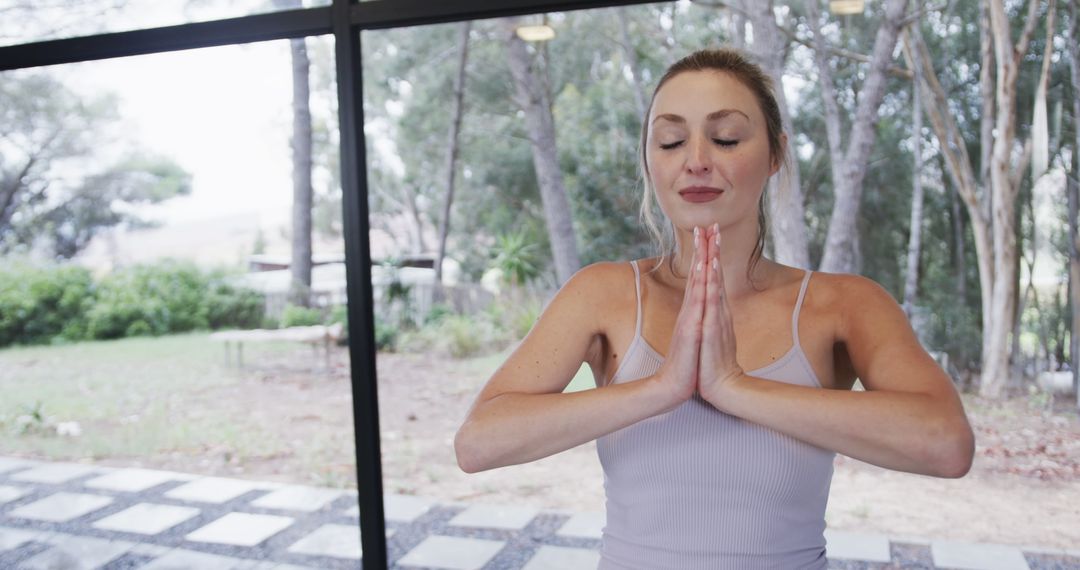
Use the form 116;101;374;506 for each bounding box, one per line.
595;260;835;570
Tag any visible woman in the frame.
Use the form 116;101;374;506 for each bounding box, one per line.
455;48;975;569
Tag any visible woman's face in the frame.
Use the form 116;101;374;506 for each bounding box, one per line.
645;70;782;233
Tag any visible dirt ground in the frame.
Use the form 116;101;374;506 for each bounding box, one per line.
22;343;1080;552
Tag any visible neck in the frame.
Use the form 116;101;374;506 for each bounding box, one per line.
665;221;769;299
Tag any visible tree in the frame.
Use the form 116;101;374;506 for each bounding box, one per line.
1067;0;1080;407
434;22;472;297
904;0;1059;398
805;0;911;274
503;17;582;286
0;72;190;259
273;0;314;308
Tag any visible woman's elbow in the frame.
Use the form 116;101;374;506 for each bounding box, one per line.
936;423;976;478
454;424;486;474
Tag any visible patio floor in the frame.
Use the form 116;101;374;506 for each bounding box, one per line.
0;456;1076;569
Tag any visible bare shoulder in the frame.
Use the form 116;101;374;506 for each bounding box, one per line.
556;260;631;321
822;272;905;337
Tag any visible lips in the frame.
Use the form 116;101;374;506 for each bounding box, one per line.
679;187;724;203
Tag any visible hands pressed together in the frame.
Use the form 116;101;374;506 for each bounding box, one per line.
654;223;746;412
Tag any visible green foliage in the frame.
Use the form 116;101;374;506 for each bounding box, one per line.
0;260;94;346
0;259;266;347
87;261;209;339
280;304;324;328
374;319;398;352
205;278;264;330
399;312;502;359
423;303;455;325
491;229;543;288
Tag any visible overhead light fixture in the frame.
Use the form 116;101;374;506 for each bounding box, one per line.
829;0;865;14
515;24;555;42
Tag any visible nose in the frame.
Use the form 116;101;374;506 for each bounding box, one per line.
685;136;711;175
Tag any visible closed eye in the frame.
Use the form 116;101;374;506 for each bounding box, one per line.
658;139;738;150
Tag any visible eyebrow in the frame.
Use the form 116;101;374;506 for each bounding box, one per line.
652;109;750;125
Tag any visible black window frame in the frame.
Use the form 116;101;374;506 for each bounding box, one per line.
0;1;661;567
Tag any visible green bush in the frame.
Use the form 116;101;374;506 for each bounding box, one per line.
86;261;210;339
205;280;264;330
423;303;455;325
0;259;267;346
280;304;324;328
398;312;504;358
374;319;398;351
0;261;95;346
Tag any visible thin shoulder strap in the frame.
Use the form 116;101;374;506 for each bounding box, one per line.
792;269;813;348
630;260;643;337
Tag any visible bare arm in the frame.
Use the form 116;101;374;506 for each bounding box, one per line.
455;262;685;473
703;273;975;478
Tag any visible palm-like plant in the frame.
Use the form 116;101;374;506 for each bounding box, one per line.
491;230;542;289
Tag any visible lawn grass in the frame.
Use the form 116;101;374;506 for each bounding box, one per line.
0;333;309;463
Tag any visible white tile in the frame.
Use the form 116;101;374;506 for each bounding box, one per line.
9;462;99;484
23;533;132;570
92;503;201;535
286;523;361;559
931;539;1032;570
397;535;505;570
0;485;29;506
139;548;252;570
165;477;260;504
824;529;892;562
185;512;295;547
556;512;605;539
0;457;39;475
889;534;932;545
523;545;601;570
0;526;41;551
85;468;180;492
448;503;538;530
251;485;343;512
385;494;434;522
9;492;113;522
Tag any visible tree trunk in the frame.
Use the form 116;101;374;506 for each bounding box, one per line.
435;21;472;298
951;173;967;302
980;0;1053;399
504;17;582;286
1066;0;1080;408
979;1;995;188
741;0;810;269
400;184;426;254
816;0;910;274
274;0;313;308
902;58;924;318
287;35;313;307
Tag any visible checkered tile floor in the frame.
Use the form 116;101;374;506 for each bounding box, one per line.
0;456;1077;569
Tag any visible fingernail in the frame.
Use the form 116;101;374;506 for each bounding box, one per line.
696;260;702;272
712;258;718;270
694;226;699;240
715;233;720;247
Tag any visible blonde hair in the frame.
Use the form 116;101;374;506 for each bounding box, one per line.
638;47;788;285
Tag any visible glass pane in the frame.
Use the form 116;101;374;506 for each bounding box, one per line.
359;1;1051;566
0;0;331;48
0;36;359;565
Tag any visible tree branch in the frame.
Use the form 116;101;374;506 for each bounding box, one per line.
1015;0;1044;63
